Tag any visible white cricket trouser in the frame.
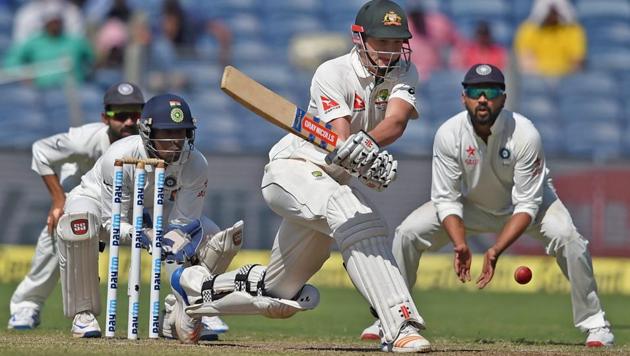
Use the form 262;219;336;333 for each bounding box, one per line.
394;184;608;332
10;227;60;314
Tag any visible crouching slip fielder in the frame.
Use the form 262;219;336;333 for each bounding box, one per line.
55;94;242;339
171;0;430;352
392;64;613;347
8;82;145;330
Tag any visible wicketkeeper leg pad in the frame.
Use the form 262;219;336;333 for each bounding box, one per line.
56;212;101;318
326;186;425;343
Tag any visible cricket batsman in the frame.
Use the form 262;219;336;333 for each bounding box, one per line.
168;0;432;352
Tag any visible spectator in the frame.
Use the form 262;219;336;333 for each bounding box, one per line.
450;21;508;70
147;0;232;91
406;1;462;81
514;0;586;77
4;5;94;88
12;0;85;45
94;18;128;68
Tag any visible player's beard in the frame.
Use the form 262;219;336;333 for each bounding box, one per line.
467;103;502;127
108;126;138;141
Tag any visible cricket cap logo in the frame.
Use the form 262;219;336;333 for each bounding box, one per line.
383;10;402;26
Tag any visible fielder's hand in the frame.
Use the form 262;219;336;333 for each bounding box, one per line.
325;130;379;174
358;150;397;191
453;244;471;283
47;201;65;235
476;247;499;289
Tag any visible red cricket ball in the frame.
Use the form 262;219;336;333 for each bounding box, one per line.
514;266;532;284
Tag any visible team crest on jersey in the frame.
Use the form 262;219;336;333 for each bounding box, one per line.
71;219;89;235
311;170;323;177
320;95;340;113
383;11;402;26
532;157;543;177
375;89;389;110
465;145;479;166
353;93;365;112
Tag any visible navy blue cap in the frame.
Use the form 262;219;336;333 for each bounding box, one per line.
461;64;505;89
140;93;195;129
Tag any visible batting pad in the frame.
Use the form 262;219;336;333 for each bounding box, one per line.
57;212;101;318
186;284;319;319
325;186;424;342
199;220;244;274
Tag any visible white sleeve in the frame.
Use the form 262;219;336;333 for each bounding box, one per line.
31;124;102;176
389;65;420;118
431;125;463;222
168;153;208;222
512;128;545;219
310;63;351;122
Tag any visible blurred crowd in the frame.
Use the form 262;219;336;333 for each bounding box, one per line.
0;0;592;89
0;0;628;160
1;0;232;91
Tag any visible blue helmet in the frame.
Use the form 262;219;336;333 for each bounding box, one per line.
138;93;196;164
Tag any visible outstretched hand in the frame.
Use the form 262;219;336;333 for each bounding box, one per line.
476;248;499;289
453;244;471;283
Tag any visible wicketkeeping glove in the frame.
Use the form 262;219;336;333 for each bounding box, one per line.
325;130;379;175
162;218;203;265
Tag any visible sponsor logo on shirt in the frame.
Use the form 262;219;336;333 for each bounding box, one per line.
353;93;365;112
71;219;89;235
320;95;340;113
465;145;479;166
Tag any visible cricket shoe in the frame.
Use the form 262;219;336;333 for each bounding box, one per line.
71;311;101;338
586;325;614;347
170;266;203;344
360;320;381;340
198;316;229;341
7;307;40;330
381;322;431;353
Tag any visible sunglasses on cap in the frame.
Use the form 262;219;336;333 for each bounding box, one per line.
105;111;142;121
464;87;504;100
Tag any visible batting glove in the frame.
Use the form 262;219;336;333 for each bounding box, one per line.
325;130;379;175
358;150;398;191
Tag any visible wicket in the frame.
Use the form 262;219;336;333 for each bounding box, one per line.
105;157;166;339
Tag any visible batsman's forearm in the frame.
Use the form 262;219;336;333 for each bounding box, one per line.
41;174;65;204
492;212;532;255
442;214;467;248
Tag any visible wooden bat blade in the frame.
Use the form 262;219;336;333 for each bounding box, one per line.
220;65;339;152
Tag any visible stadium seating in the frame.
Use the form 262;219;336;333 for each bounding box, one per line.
0;0;627;161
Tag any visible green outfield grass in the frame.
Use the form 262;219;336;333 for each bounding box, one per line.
1;282;628;355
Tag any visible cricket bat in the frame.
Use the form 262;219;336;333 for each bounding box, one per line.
220;65;340;152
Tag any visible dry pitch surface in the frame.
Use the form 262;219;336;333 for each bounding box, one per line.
1;285;628;355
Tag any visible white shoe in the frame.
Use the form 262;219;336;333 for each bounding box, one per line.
8;307;40;330
198;316;228;341
381;322;431;353
360;320;381;340
171;267;202;344
71;311;101;338
586;326;614;347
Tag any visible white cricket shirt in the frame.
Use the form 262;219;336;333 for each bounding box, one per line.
69;135;208;231
268;47;420;179
432;110;548;221
31;122;110;191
